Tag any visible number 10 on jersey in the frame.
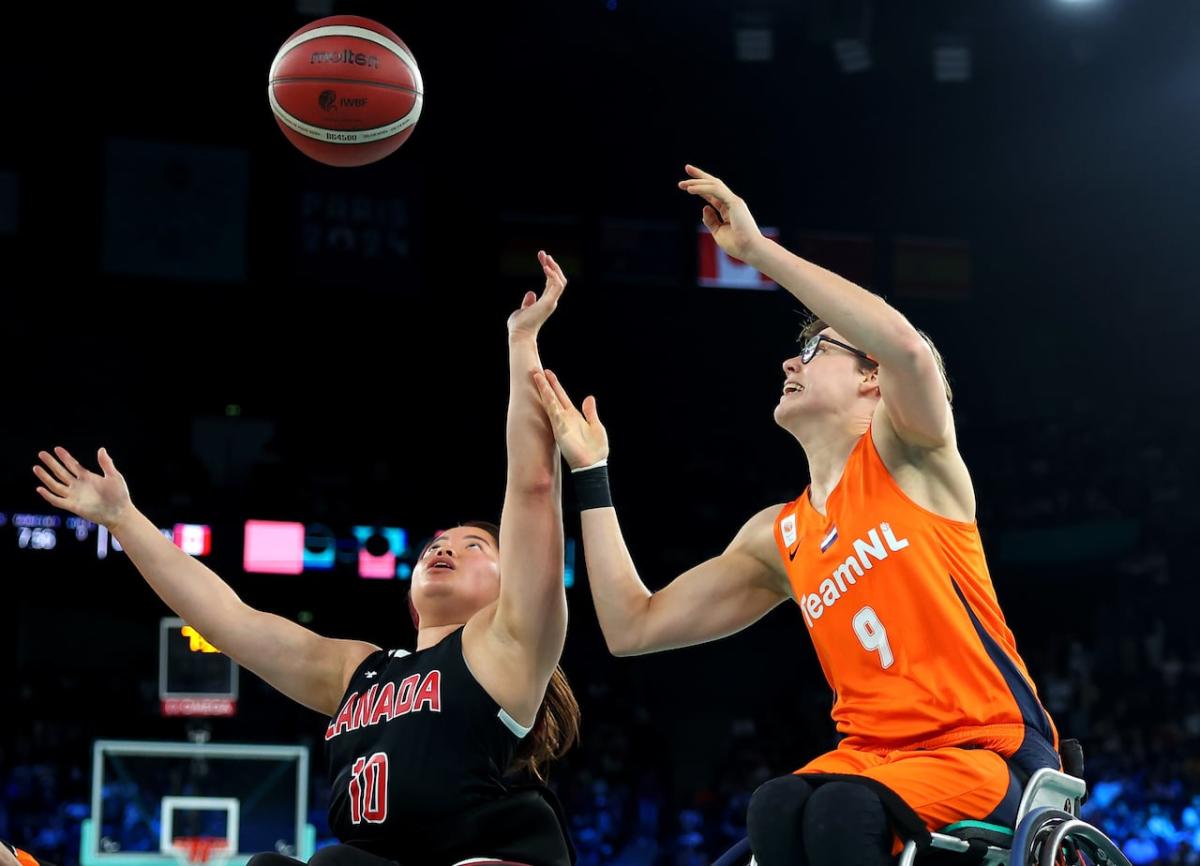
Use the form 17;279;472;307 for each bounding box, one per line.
349;752;389;824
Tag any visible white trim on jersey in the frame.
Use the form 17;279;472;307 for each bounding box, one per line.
387;649;412;658
457;643;532;738
497;708;532;739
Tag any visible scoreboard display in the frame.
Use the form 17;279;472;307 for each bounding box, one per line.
0;511;576;585
159;617;239;717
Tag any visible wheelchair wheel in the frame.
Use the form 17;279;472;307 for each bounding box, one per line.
1010;807;1129;866
1010;808;1076;866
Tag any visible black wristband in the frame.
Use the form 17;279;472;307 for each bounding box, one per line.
572;463;612;511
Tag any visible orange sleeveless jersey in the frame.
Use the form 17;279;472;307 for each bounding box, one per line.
773;428;1059;768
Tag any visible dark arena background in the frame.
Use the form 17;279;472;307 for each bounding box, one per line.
2;2;1198;866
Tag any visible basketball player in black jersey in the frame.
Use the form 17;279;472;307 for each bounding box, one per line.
34;252;579;866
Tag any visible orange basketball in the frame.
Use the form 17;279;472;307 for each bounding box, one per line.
268;15;423;167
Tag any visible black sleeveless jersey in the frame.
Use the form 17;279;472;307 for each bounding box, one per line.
324;628;571;865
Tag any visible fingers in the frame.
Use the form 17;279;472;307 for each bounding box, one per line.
33;464;70;498
532;372;569;429
543;272;564;304
55;446;85;476
533;371;561;409
540;249;566;282
97;447;119;477
543;369;578;413
685;164;712;179
702;206;721;232
521;290;537;309
35;486;68;507
678;179;729;201
39;449;76;486
539;250;567;300
581;395;600;425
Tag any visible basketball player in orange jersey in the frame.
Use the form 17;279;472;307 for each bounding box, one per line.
34;253;579;866
532;166;1059;866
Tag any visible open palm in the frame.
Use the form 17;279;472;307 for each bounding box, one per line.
34;446;132;527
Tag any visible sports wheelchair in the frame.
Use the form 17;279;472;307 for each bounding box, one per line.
712;740;1131;866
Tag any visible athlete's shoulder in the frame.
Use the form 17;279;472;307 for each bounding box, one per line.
342;644;390;687
740;501;796;539
869;401;961;465
726;503;795;590
867;410;977;523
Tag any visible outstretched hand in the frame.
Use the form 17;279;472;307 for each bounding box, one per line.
34;446;133;528
532;369;609;470
508;250;568;342
678;164;767;262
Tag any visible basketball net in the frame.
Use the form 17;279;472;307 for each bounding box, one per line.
170;837;232;866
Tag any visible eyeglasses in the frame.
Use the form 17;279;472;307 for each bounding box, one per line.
799;334;877;366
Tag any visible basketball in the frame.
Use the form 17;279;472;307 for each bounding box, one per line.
268;15;423;167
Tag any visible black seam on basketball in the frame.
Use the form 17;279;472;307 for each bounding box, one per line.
270;77;421;94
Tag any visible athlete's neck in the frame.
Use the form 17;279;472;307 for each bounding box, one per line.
796;420;870;512
416;622;465;651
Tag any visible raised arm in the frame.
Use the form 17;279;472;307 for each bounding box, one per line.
679;165;952;449
492;251;568;663
534;370;790;656
463;252;569;724
34;447;376;716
